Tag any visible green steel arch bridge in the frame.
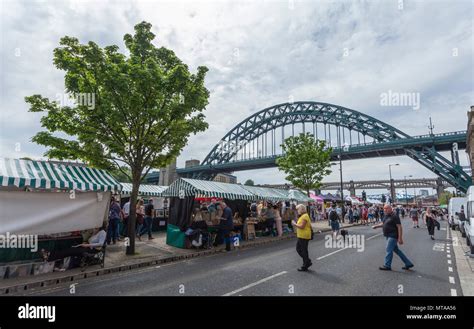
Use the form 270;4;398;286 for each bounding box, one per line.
177;101;471;192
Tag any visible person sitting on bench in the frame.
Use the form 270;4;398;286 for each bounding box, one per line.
40;224;107;263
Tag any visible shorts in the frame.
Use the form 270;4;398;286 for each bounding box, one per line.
330;221;340;231
368;214;374;219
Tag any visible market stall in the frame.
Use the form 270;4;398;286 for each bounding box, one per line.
0;157;121;263
161;178;311;248
161;178;255;248
119;183;169;231
346;196;363;205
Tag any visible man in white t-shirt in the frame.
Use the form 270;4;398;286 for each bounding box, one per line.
122;201;131;237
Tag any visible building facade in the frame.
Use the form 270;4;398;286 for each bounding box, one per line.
213;173;237;184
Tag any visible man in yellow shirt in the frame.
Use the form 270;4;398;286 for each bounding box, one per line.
292;204;313;271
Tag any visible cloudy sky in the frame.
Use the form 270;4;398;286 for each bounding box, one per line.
0;0;472;195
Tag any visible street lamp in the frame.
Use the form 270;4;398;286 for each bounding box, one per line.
388;163;399;203
404;175;413;206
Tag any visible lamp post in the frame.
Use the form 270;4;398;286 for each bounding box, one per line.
404;175;413;206
388;163;399;203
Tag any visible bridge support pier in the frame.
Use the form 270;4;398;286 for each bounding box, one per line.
349;180;356;196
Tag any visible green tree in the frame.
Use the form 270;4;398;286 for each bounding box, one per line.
25;21;210;255
244;179;254;186
276;133;332;196
438;191;453;205
109;166;133;183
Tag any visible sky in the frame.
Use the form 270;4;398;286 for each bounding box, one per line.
0;0;472;195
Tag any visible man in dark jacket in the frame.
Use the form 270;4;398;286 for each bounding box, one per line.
214;202;233;251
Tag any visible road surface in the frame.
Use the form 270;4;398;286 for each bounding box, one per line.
23;217;461;296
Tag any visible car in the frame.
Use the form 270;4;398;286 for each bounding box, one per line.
448;197;467;230
464;186;474;255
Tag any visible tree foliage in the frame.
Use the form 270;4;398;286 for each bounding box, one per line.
438;191;453;206
276;133;332;195
25;21;210;254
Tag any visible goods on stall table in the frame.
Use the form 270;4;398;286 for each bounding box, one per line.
244;218;258;240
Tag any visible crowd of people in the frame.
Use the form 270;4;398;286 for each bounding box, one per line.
108;196;155;244
292;202;449;272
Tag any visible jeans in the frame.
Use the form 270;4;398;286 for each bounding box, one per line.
107;218;119;243
215;228;231;251
384;237;413;269
122;216;129;237
296;238;311;268
139;216;153;238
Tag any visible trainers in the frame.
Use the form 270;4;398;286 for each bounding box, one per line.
402;265;414;270
297;267;308;272
379;266;391;271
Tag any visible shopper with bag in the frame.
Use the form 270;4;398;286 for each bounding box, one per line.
328;203;340;240
424;207;437;240
292;204;313;272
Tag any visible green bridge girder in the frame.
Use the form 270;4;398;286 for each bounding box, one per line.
183;102;471;192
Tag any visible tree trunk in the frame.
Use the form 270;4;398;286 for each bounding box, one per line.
126;173;140;255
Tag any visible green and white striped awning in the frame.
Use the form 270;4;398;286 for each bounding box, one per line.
288;189;313;202
0;158;121;192
161;178;255;200
120;183;168;197
241;185;291;202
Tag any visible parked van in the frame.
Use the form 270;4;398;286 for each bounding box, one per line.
448;197;467;230
464;187;474;254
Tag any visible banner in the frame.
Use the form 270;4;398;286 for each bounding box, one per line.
0;190;110;235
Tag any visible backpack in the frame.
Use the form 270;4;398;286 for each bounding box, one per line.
329;209;339;222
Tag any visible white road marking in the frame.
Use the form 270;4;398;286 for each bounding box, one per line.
222;271;287;296
433;243;445;251
447;254;451;258
448;267;453;272
447;260;452;265
317;247;349;260
449;276;455;284
366;233;383;241
447;249;451;254
451;289;457;296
